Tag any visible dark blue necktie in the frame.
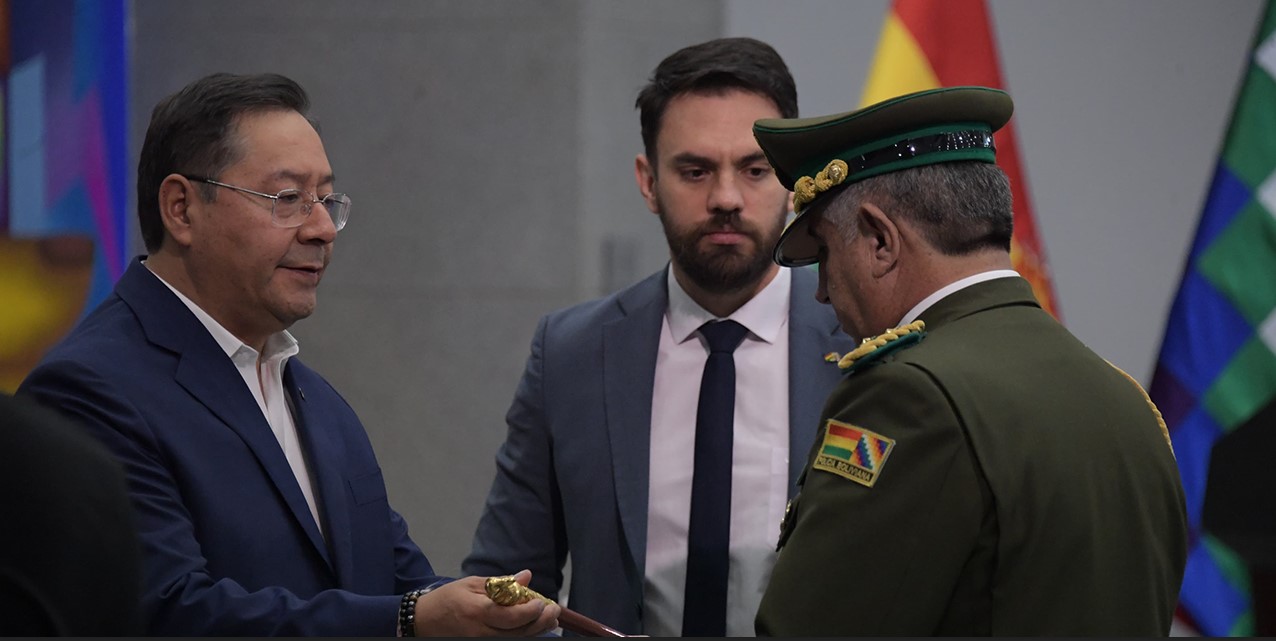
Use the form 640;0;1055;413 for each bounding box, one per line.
682;319;748;637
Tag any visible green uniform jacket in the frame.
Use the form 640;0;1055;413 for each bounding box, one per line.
756;277;1187;636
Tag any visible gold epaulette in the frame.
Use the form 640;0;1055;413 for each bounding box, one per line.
1107;361;1175;458
824;320;926;374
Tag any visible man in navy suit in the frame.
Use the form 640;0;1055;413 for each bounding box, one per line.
18;72;558;636
464;38;855;636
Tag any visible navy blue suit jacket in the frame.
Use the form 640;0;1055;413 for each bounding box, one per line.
463;267;854;634
18;260;441;635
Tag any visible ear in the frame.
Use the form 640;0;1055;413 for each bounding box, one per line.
634;154;660;214
857;201;902;278
157;174;198;248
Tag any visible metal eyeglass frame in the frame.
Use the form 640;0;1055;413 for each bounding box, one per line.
183;175;350;231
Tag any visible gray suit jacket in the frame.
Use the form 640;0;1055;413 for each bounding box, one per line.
463;267;853;634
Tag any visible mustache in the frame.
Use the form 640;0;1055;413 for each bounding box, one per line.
697;213;757;236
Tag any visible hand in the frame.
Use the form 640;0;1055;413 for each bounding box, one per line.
413;570;560;636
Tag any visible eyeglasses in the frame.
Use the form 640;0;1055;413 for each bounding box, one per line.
184;176;351;231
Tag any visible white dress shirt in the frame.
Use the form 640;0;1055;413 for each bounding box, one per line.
147;264;324;537
643;266;792;637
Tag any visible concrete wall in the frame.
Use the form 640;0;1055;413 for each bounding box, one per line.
129;0;1264;576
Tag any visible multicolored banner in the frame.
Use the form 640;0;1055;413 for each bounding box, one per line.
1149;1;1276;635
0;0;130;392
860;0;1059;318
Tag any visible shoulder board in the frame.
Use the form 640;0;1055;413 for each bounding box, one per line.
824;320;926;376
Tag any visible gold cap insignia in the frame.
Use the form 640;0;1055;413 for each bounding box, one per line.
793;158;849;212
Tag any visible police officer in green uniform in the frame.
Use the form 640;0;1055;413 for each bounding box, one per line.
751;86;1188;636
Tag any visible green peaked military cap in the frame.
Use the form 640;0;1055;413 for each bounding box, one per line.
754;85;1013;267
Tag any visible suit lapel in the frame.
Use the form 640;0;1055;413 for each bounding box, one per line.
119;260;333;571
284;365;350;584
602;270;667;581
786;268;851;493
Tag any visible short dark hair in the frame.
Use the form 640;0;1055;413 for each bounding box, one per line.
826;161;1014;255
136;72;312;252
635;37;797;162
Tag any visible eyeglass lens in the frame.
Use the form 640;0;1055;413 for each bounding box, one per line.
273;189;350;230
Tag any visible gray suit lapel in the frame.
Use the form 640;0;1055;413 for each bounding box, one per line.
786;267;852;494
601;267;846;584
602;270;667;584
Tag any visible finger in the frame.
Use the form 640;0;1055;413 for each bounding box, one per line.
495;602;561;637
485;599;548;631
512;568;533;586
457;575;490;595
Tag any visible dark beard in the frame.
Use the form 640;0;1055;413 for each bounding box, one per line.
658;209;785;295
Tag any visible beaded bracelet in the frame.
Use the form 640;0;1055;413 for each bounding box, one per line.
397;588;429;637
397;580;451;637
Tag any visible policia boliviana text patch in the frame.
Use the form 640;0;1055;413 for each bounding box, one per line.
813;419;896;487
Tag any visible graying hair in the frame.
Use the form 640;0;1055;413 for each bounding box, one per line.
821;161;1013;255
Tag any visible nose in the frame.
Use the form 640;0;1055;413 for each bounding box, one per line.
708;172;744;215
815;263;830;305
297;201;338;244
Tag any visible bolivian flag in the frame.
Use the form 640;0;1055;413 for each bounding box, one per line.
814;419;896;488
862;0;1059;319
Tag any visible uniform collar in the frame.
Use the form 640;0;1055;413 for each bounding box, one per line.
898;269;1020;326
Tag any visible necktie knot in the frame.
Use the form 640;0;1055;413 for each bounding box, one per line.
700;319;748;355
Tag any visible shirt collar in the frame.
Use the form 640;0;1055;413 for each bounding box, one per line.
144;261;300;363
665;265;792;344
898;269;1020;326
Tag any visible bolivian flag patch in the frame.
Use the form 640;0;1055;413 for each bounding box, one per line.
813;419;895;487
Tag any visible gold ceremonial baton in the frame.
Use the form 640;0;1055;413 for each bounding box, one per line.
485;575;628;637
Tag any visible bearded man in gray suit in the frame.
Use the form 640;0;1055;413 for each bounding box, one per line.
464;37;854;636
